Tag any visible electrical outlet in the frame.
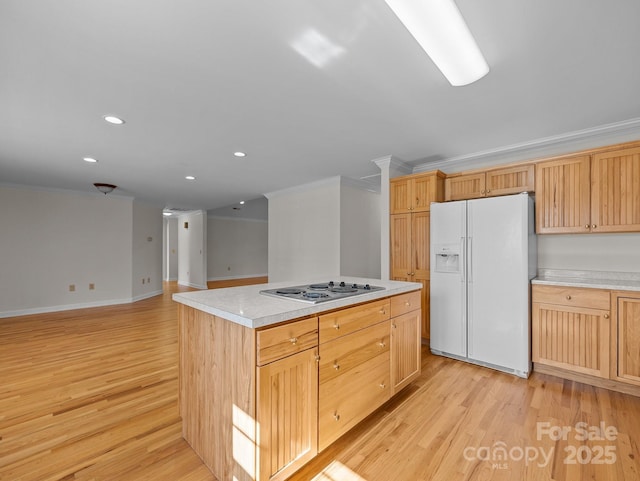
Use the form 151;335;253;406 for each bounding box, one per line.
142;278;145;284
69;284;75;292
89;283;95;290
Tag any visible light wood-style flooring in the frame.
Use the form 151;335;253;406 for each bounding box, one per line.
2;281;640;480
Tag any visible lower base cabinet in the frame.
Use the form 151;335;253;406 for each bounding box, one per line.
612;292;640;385
179;292;422;481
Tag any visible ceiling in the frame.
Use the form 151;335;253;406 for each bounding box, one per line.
2;0;640;214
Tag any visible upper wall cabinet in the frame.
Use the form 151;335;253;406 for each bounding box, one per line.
390;171;445;214
445;164;534;201
536;147;640;234
591;147;640;232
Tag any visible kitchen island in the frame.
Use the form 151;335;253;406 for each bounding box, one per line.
173;278;422;481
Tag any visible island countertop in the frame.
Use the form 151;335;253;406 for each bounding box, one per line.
172;277;422;328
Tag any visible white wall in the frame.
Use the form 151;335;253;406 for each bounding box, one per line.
207;216;267;280
340;180;381;278
267;179;341;282
177;210;208;289
132;201;163;299
266;177;381;283
538;233;640;273
0;185;134;316
164;217;179;280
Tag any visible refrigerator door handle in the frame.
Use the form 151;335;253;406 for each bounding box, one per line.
468;236;473;283
460;237;466;283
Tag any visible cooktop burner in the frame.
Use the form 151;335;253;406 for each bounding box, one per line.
260;281;385;304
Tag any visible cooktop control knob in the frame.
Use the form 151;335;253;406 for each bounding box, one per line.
339;281;346;287
364;284;370;290
329;281;334;287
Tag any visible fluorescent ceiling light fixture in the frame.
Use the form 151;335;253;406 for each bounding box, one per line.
185;175;196;180
103;115;125;125
83;157;98;163
384;0;489;86
163;212;172;216
234;151;246;157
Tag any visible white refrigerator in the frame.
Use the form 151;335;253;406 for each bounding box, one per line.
430;193;536;378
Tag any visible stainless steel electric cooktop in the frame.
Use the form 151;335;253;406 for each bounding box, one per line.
259;281;385;304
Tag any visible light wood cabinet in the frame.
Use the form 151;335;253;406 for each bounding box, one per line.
390;209;433;338
532;285;610;378
390;309;421;393
390;171;445;214
445;164;534;201
536;147;640;234
257;348;318;481
318;319;390;451
611;292;640;386
591;147;640;232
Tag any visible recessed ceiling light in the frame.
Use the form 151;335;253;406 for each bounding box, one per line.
103;115;125;125
185;175;196;180
83;157;98;163
239;201;245;205
234;152;246;157
163;212;172;216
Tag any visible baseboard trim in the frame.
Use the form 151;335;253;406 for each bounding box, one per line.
533;363;640;397
0;290;163;319
207;273;268;281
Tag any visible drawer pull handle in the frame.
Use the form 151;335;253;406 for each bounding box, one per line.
405;301;411;306
604;313;610;319
289;337;298;345
334;324;340;330
566;295;571;300
392;323;397;329
333;362;340;371
592;224;597;229
378;340;386;348
585;224;590;229
379;308;386;315
379;383;386;389
333;412;340;421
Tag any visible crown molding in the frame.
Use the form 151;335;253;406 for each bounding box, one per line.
371;155;412;175
413;117;640;174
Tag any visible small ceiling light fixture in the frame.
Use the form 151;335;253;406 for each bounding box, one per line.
383;0;489;86
103;115;125;125
234;151;246;157
83;157;98;163
185;175;196;181
93;182;117;195
163;212;172;216
239;201;245;205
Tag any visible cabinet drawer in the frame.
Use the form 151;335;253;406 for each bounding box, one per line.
532;285;610;310
257;317;318;366
318;351;390;451
319;320;389;384
319;299;390;343
390;290;421;318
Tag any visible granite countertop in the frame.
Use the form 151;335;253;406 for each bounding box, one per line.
532;269;640;292
172;277;422;329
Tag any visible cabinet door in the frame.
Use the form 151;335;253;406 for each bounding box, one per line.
390;178;411;214
486;164;535;197
535;156;591;233
591;147;640;233
444;173;486;201
615;295;640;385
532;302;610;378
411;212;430;339
412;174;439;212
257;349;318;481
390;213;412;281
391;310;421;393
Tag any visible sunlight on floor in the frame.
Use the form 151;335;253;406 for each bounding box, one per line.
311;460;368;481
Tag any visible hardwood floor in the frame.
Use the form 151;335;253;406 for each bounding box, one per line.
2;282;640;480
